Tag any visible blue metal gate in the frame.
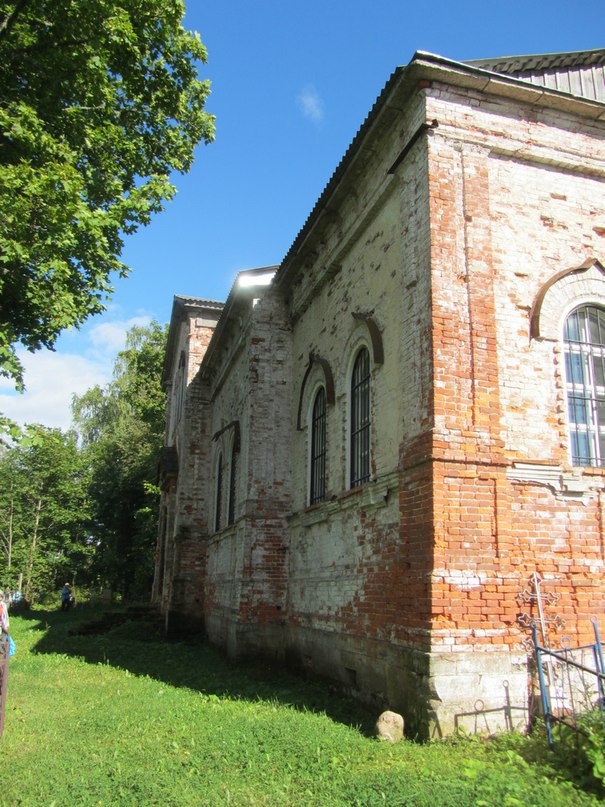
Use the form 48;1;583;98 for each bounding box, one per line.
531;618;605;749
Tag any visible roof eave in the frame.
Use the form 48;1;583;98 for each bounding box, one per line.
198;266;279;378
275;50;605;291
413;50;605;117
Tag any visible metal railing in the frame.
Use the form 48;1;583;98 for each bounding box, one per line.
531;619;605;749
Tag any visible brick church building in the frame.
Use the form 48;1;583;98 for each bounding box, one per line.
152;49;605;737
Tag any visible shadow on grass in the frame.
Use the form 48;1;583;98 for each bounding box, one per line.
17;605;378;736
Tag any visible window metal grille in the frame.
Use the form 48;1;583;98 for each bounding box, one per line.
564;305;605;467
214;453;223;532
310;387;327;504
228;445;237;525
172;352;186;436
350;348;371;487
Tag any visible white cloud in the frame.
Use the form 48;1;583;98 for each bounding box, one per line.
297;85;324;123
0;313;154;431
0;351;110;431
88;315;152;354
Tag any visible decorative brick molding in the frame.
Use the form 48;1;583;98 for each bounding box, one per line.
530;259;605;340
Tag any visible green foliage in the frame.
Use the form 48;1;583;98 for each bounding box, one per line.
0;426;92;598
72;321;168;597
0;0;214;388
1;611;598;806
549;711;605;795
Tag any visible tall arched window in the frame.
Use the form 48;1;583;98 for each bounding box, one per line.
564;304;605;467
214;452;223;532
172;351;186;436
350;347;371;487
310;386;327;504
227;442;238;525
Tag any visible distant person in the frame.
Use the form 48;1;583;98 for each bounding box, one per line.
0;592;9;635
61;583;72;611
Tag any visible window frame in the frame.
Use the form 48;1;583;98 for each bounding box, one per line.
349;345;372;488
171;351;186;437
563;303;605;468
214;451;224;532
227;438;238;526
309;385;327;505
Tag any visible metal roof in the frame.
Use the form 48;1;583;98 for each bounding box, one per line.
173;294;224;310
466;49;605;75
162;295;225;386
467;49;605;103
198;265;279;378
276;49;605;286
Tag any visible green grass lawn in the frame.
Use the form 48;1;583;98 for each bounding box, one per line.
0;607;600;806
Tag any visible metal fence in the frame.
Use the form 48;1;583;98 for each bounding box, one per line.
531;618;605;749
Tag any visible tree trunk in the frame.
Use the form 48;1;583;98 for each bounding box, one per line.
0;486;13;570
24;498;42;602
6;485;13;570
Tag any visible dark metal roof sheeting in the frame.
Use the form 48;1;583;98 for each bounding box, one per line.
467;49;605;74
173;295;224;310
467;49;605;103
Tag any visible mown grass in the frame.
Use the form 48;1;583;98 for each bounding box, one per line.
0;607;600;805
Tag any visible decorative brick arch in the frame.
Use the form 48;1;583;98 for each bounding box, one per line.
351;311;384;364
530;258;605;340
296;353;335;430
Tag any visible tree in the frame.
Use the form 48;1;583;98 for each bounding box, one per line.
0;426;92;599
73;321;167;597
0;1;213;388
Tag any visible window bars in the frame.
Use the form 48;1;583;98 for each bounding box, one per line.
310;387;327;504
214;453;223;532
350;348;371;487
564;305;605;467
228;445;237;525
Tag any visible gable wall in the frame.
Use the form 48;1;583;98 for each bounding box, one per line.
425;84;605;733
155;309;220;631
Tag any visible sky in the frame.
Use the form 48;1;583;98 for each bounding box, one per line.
1;0;603;430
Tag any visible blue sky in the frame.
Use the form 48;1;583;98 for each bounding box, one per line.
2;0;602;429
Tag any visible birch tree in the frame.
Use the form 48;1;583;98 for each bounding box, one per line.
0;427;92;598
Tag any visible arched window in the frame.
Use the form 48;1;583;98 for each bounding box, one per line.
172;351;186;436
310;387;327;504
214;452;223;532
227;442;238;525
350;347;371;487
564;304;605;467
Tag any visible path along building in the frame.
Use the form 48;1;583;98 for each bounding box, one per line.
152;49;605;738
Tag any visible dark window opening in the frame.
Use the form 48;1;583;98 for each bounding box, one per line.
310;387;327;504
228;444;238;525
350;347;371;487
215;453;223;532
